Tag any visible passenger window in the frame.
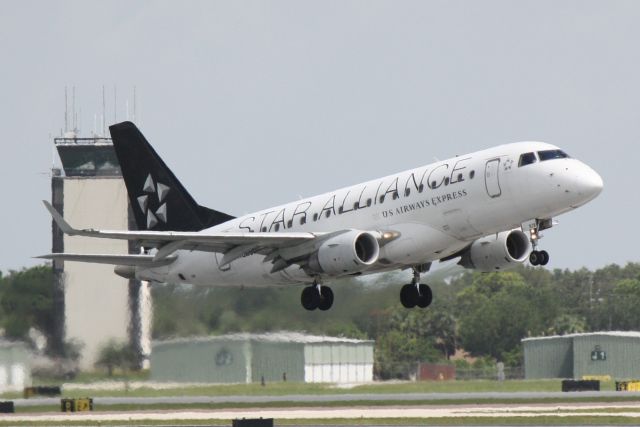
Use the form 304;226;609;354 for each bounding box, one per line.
538;149;570;161
518;152;537;167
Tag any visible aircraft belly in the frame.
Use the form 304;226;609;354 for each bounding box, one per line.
378;222;462;265
163;251;304;288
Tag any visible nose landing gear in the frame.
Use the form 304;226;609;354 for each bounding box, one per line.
524;219;552;266
400;266;433;309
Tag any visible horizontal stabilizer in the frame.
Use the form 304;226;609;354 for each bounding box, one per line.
42;200;317;252
36;253;175;267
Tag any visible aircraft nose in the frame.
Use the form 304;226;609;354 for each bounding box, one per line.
573;163;603;201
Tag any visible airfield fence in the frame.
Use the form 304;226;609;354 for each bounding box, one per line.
376;363;524;381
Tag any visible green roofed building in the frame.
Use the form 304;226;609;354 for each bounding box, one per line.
151;332;374;383
523;331;640;379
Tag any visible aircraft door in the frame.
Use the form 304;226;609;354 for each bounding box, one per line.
484;158;501;198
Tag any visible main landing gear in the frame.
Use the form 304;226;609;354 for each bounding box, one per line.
301;281;334;311
400;266;433;309
526;219;552;266
529;249;549;266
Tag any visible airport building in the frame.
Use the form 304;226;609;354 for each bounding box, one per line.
523;331;640;379
50;133;152;370
151;332;374;384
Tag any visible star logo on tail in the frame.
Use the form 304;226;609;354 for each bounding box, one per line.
137;174;170;228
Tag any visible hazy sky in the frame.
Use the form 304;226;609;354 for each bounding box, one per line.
0;1;638;273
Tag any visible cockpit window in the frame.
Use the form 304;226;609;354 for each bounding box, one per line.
518;152;537;167
538;149;570;161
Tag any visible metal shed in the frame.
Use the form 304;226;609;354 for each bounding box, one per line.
0;341;31;392
151;332;374;383
523;331;640;380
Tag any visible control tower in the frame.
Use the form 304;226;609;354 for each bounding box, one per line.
50;133;151;370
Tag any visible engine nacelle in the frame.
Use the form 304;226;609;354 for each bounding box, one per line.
308;230;380;276
460;229;531;272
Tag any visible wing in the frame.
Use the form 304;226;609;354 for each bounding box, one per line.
40;201;371;272
37;253;176;267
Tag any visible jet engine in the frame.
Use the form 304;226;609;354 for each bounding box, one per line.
308;230;380;275
459;229;531;272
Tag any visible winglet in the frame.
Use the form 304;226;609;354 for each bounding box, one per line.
42;200;78;235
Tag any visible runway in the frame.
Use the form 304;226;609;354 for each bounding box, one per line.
13;390;640;407
3;402;640;423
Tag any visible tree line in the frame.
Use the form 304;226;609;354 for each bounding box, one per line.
1;262;640;377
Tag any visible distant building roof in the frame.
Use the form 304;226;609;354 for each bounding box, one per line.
522;331;640;342
154;331;374;346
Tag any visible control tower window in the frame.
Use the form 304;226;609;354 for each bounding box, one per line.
518;152;537;167
538;149;570;161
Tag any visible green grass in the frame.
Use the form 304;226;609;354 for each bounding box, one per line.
5;378;617;399
350;378;603;393
28;370;150;385
61;378;621;397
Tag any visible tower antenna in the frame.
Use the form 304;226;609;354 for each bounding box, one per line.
133;86;137;122
72;86;76;131
102;85;106;136
64;86;68;133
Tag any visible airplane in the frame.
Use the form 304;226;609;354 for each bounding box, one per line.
40;121;603;311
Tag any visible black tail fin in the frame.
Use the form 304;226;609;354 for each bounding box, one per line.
109;121;234;231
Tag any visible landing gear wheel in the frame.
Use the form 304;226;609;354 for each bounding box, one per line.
416;284;433;308
301;286;319;311
530;250;550;266
318;286;334;311
539;250;549;266
529;251;540;266
400;284;418;308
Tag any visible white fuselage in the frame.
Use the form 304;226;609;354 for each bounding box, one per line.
138;141;602;287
